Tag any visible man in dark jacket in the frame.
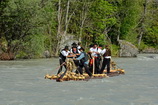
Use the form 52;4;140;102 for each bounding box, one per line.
99;45;111;75
74;47;92;77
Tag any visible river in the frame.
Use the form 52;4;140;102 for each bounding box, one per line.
0;54;158;105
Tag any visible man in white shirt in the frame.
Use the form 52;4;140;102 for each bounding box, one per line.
70;47;81;55
69;47;81;68
89;44;102;74
100;45;111;74
57;46;75;74
98;44;103;68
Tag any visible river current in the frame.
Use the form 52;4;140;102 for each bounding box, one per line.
0;54;158;105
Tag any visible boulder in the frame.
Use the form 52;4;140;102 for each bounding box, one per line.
43;50;51;58
118;40;138;57
60;34;78;50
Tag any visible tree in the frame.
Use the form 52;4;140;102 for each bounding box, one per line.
0;0;9;38
87;0;117;45
0;0;46;59
119;0;143;43
142;0;158;48
55;0;80;55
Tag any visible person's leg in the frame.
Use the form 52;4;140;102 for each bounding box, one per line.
84;64;92;77
57;59;64;74
78;66;83;75
95;58;100;74
73;60;80;74
106;58;111;74
99;57;103;70
74;60;79;66
100;58;107;74
89;59;93;73
59;68;67;79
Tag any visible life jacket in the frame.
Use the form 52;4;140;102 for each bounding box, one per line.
103;48;111;57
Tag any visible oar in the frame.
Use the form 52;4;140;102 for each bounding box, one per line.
48;62;65;75
92;57;95;75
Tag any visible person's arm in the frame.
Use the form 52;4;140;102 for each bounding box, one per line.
101;49;106;55
67;54;76;58
98;48;102;53
89;48;93;53
61;51;75;57
75;53;84;60
67;51;76;58
78;50;81;54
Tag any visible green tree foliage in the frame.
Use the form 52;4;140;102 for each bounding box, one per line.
119;0;143;42
84;0;117;45
0;0;41;54
142;0;158;48
0;0;57;58
1;0;158;59
39;0;57;55
0;0;9;38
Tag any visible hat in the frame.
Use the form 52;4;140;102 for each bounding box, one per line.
79;47;85;51
71;42;77;47
64;46;69;50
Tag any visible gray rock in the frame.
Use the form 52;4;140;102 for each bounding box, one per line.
43;50;51;58
59;34;78;50
118;40;138;57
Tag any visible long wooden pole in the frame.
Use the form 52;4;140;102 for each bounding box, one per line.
92;57;95;75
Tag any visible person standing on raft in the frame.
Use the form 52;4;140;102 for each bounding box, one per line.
74;47;92;77
89;43;102;74
57;46;75;74
99;45;111;75
69;46;81;70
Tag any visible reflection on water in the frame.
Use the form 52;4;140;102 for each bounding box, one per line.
0;54;158;105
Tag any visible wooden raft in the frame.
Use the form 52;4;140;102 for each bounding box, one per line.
44;59;125;82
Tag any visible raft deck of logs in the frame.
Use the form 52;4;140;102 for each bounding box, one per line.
45;69;125;82
44;58;125;82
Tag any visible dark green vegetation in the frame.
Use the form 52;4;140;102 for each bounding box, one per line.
0;0;158;59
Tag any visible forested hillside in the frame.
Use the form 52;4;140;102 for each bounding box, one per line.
0;0;158;59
